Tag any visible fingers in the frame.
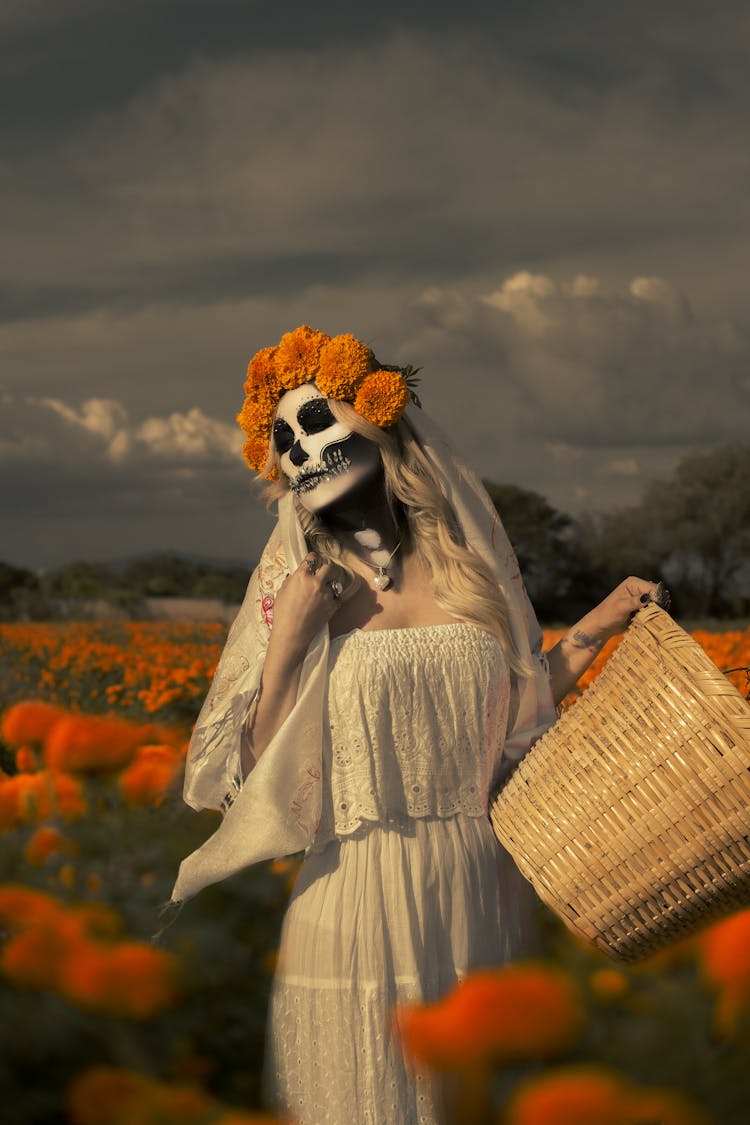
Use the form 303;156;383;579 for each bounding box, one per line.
298;553;342;601
631;579;671;611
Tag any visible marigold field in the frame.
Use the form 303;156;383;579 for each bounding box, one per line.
0;620;749;1124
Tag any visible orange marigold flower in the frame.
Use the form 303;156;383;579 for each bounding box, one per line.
48;770;88;819
589;967;629;1003
1;700;65;747
15;745;38;772
0;774;47;827
697;908;750;1038
316;333;373;400
24;825;75;866
120;746;180;806
505;1065;712;1125
75;903;123;940
630;1088;714;1125
58;862;77;888
354;368;409;428
397;964;583;1069
44;714;153;773
242;434;273;473
66;1067;221;1125
0;883;65;928
2;913;83;989
60;940;180;1019
244;345;280;395
237;395;276;438
275;325;330;389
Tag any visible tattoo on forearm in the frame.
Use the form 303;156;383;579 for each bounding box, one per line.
566;629;605;653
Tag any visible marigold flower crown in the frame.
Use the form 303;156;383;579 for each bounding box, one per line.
236;325;420;480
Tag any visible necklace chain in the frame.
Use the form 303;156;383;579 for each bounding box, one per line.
355;538;402;590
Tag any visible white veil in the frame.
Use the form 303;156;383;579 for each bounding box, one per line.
171;406;556;903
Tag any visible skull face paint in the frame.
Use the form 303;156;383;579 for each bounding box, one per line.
273;384;381;513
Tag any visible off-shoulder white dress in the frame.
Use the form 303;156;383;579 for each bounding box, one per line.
267;622;525;1125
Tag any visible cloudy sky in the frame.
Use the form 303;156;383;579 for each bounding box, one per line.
2;0;749;571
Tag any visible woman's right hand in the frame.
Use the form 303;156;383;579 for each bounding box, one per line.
268;552;342;664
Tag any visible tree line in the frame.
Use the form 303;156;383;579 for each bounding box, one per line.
2;444;748;623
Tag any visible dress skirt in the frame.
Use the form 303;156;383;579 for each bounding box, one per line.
266;815;528;1125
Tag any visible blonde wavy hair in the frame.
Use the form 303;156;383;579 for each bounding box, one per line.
262;400;528;676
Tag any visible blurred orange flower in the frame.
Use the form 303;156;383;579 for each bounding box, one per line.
696;909;750;1038
67;1065;290;1125
15;745;38;772
119;743;181;806
0;883;63;926
0;773;53;827
398;964;583;1069
60;940;180;1019
589;968;629;1003
1;700;65;747
24;825;76;865
67;1066;223;1125
44;713;157;773
505;1065;713;1125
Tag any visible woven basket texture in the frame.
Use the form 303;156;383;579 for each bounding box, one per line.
491;603;750;961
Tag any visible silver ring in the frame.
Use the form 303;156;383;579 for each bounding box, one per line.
328;579;343;600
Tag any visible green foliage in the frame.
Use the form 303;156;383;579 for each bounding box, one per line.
582;444;750;617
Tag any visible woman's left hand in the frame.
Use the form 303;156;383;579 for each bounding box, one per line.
546;576;670;705
586;576;670;642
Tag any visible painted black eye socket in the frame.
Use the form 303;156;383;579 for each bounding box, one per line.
272;418;294;455
297;399;336;434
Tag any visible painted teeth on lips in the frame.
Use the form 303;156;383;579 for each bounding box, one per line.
290;456;352;495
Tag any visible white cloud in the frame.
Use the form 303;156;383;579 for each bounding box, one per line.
134;407;239;461
544;442;585;464
4;394;241;467
34;396;128;443
405;271;750;448
599;458;640;477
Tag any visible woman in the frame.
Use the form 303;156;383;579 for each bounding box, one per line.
173;326;661;1124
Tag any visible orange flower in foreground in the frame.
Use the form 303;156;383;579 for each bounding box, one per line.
696;908;750;1038
15;745;38;772
44;714;156;773
505;1065;712;1125
0;883;64;927
589;968;629;1003
119;744;181;806
2;913;82;989
0;770;87;828
24;825;76;865
66;1066;218;1125
1;700;65;747
66;1066;215;1125
398;964;583;1070
60;940;180;1019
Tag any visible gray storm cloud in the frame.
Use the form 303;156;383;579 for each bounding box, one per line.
2;3;747;566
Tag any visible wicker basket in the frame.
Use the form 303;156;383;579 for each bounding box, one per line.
490;603;750;961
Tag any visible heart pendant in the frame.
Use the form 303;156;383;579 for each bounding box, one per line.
373;572;391;591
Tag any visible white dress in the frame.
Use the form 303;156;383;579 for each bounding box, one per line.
267;622;528;1125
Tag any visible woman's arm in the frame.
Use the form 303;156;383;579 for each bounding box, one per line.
545;576;662;707
240;552;342;776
